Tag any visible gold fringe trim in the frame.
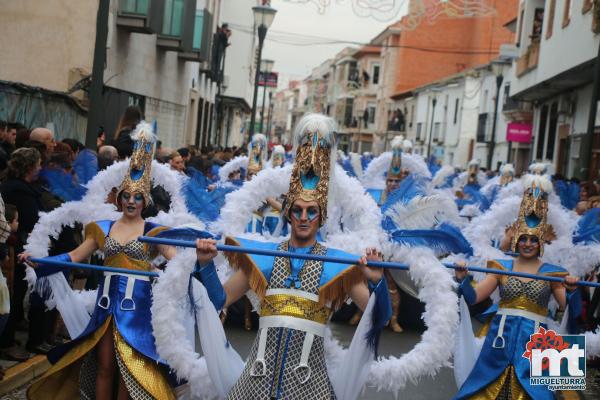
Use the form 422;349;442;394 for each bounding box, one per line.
318;266;366;309
27;317;113;400
224;237;268;300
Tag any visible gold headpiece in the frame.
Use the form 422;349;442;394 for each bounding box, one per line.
387;136;404;180
271;145;285;168
117;121;156;206
247;133;267;177
283;114;336;226
510;175;554;255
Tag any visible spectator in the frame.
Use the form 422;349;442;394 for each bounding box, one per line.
97;126;106;149
98;145;118;170
0;196;10;272
0;121;9;172
169;151;185;174
14;128;31;150
113;106;142;159
177;147;191;164
576;181;598;215
29;128;56;158
0;148;42;360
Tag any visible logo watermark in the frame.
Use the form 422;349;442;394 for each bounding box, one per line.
522;327;586;391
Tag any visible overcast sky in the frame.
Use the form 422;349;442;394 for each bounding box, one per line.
245;1;407;88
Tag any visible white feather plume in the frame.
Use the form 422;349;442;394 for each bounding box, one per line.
218;155;248;182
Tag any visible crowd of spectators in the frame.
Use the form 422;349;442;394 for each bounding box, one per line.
0;107;247;371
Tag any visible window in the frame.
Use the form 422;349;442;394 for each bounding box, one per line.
433;122;441;141
483;90;489;112
367;104;376;124
162;0;184;37
344;98;354;127
562;0;572;28
476;113;488;143
193;9;205;50
372;64;380;85
546;0;556;39
410;104;415;127
416;123;423;140
120;0;148;14
453;98;459;124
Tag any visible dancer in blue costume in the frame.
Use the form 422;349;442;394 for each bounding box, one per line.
194;114;391;399
454;175;581;400
26;123;178;400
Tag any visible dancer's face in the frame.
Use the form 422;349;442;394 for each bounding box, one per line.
386;177;401;193
289;199;320;241
120;191;145;218
517;235;540;259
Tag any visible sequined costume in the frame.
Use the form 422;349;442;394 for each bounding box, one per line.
28;221;175;400
455;260;578;400
224;238;363;399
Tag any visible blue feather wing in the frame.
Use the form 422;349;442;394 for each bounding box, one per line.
390;222;473;256
73;149;98;185
381;175;427;213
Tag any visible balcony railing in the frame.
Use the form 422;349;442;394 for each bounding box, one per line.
502;98;534;122
117;0;158;33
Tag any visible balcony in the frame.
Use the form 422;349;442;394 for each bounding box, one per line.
502;98;533;122
156;0;185;50
516;40;540;77
179;9;212;62
117;0;159;34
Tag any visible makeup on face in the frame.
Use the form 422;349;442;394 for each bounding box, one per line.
291;205;320;222
122;191;144;204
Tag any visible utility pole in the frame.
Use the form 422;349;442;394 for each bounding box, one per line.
426;97;437;159
85;0;110;150
488;73;504;171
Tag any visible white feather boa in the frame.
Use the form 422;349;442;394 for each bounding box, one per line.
367;246;459;394
24;160;203;338
153;161;460;397
361;152;431;190
218;156;248;182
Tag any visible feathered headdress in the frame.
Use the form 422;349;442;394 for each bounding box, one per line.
467;159;481;185
402;139;413;154
499;163;515;186
270;145;285;168
388;135;404;180
117;121;156;205
510;174;555;255
247;133;267;176
283;114;336;226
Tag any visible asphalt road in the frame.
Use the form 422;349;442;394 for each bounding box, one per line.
3;321;600;399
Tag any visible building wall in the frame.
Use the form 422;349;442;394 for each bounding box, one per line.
392;0;518;96
220;0;258;108
0;0;97;93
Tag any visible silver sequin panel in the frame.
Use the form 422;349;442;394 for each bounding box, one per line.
499;276;552;309
227;242;336;400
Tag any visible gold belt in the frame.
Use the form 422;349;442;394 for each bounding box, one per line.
261;294;330;324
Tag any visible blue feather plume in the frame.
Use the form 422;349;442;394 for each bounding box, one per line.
390;222;473;256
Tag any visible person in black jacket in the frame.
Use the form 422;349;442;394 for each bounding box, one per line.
112;106;142;160
0;148;42;360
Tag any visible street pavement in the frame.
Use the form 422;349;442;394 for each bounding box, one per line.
2;321;600;399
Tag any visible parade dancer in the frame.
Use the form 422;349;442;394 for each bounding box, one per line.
26;123;179;400
454;174;581;399
194;113;391;399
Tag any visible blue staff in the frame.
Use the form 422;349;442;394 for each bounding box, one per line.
138;236;600;289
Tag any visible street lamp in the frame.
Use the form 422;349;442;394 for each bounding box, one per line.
259;59;275;134
488;61;506;171
249;4;277;142
426;88;441;159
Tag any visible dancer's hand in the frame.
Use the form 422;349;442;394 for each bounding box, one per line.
563;275;579;291
196;239;218;266
17;252;35;267
358;247;384;283
455;261;468;281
